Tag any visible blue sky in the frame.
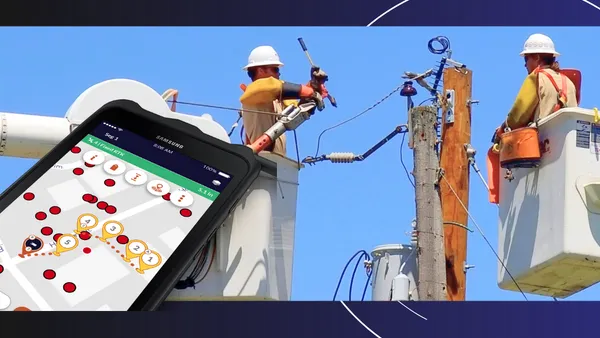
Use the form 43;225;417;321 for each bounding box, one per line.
0;27;599;301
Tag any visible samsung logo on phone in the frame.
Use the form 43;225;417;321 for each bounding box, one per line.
156;136;184;149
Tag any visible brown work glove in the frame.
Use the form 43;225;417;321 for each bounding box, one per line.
310;65;327;89
306;66;329;98
311;65;328;82
310;92;325;111
299;91;325;112
313;92;325;111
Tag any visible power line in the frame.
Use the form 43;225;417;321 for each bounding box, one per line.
312;85;404;157
169;100;281;117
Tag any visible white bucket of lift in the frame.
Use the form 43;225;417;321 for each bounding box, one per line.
498;107;600;298
370;244;418;301
167;152;301;301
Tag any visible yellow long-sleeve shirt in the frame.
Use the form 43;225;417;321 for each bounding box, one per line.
240;77;298;157
505;72;538;129
505;68;578;130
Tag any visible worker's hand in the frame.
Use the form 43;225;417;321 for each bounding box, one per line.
300;91;325;112
306;79;329;98
311;65;328;82
312;92;325;111
317;83;329;99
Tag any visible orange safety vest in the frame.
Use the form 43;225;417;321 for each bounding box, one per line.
534;67;569;114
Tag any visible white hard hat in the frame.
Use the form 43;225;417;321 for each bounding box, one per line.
520;33;560;57
243;46;284;70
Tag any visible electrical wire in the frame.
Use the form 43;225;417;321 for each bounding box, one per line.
174;234;217;290
171;98;302;166
167;90;403;165
239;125;246;144
349;251;369;301
170;98;304;165
440;173;529;301
400;132;415;187
333;250;370;301
292;130;301;169
228;115;242;137
361;270;372;301
313;85;404;157
169;100;282;117
427;36;451;55
418;97;436;106
196;236;218;284
189;244;209;281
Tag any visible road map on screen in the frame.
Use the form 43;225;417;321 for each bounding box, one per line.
0;122;232;311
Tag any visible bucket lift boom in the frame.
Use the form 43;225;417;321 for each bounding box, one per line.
0;79;303;302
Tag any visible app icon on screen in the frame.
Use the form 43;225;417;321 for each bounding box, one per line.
103;160;126;175
170;189;193;208
146;180;170;196
83;151;105;166
124;170;147;186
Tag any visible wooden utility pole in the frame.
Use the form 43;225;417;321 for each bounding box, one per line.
440;68;473;301
411;106;447;301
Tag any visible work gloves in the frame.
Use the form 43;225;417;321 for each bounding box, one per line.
311;65;328;82
308;65;329;111
310;66;329;96
299;90;325;112
312;92;325;111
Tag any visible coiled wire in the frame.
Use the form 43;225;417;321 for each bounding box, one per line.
427;36;451;55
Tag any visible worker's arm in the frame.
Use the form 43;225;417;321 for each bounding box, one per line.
505;72;539;129
240;77;314;106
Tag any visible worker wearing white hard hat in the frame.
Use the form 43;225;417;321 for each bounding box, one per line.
495;33;578;133
243;45;285;70
239;45;327;156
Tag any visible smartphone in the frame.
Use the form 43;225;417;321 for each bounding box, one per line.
0;100;262;311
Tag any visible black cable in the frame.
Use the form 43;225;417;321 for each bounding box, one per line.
169;100;280;117
196;236;217;284
418;98;436;106
228;116;243;137
361;270;372;301
400;133;415;188
188;248;206;280
312;86;403;157
191;246;209;280
174;234;215;290
175;246;207;290
333;250;369;301
348;251;369;301
239;125;245;145
427;36;451;55
293;130;301;169
190;240;210;278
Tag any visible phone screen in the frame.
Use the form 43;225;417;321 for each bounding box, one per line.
0;120;233;311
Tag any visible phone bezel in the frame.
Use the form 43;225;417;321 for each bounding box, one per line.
0;100;261;311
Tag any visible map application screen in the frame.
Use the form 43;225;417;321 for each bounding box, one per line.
0;121;232;311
